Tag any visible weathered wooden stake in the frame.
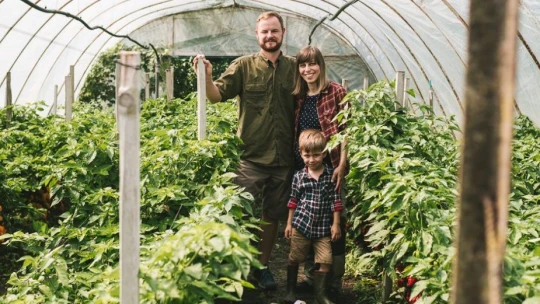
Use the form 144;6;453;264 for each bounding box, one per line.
403;78;410;108
5;72;12;123
166;67;174;102
197;58;207;140
70;65;75;96
65;75;73;122
117;51;141;304
395;71;405;109
363;77;369;90
145;73;150;100
451;0;519;303
341;78;349;91
154;62;160;99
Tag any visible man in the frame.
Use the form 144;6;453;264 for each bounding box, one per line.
193;11;295;291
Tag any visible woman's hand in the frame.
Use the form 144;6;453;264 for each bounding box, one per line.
331;223;341;241
332;164;346;191
284;224;293;239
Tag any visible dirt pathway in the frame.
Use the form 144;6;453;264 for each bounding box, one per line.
239;222;360;304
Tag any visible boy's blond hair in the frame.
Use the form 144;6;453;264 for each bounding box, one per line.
299;129;327;153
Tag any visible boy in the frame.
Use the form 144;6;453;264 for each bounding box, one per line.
284;129;343;304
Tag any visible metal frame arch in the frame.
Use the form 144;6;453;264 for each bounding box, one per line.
0;0;62;91
15;0;102;104
311;0;430;103
35;0;172;100
299;0;394;79
70;0;207;92
442;0;522;115
54;0;231;106
381;0;464;113
68;0;384;107
344;1;435;110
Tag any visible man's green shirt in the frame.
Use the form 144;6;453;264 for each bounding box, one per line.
215;52;295;166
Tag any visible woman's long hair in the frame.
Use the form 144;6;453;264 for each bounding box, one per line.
292;46;330;98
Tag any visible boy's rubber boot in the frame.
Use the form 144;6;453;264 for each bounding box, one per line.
314;271;334;304
283;264;299;304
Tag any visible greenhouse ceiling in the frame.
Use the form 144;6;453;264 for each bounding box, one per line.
1;0;539;125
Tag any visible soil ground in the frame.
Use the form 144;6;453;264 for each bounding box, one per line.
237;222;361;304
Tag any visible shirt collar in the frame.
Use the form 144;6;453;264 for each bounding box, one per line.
257;50;283;65
302;164;332;176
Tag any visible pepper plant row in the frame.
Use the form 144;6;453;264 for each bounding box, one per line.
339;81;540;303
0;96;259;303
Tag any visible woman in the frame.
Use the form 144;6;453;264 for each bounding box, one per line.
286;45;350;303
293;45;348;189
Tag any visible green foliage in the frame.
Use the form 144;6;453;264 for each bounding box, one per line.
78;44;154;104
342;81;540;303
0;95;258;303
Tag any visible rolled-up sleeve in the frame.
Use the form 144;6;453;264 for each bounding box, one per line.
331;186;343;212
288;173;300;209
215;60;242;102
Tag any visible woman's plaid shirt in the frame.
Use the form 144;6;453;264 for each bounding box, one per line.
287;165;344;239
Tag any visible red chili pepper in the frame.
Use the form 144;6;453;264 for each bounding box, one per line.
407;276;418;287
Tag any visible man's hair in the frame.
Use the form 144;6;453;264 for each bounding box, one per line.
292;46;330;97
256;11;285;29
299;129;327;153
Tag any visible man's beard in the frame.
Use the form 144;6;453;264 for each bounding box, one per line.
259;38;282;52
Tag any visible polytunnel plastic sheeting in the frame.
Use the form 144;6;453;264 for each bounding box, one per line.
125;7;375;91
1;1;540;126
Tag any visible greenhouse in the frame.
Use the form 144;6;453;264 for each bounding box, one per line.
1;0;539;303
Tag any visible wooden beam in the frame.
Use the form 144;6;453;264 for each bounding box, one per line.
65;75;73;122
5;72;12;123
117;51;141;304
197;58;207;140
395;71;405;109
451;0;519;303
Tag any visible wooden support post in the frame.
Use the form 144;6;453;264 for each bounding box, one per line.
70;65;75;96
52;85;58;115
5;72;12;123
154;62;160;99
115;62;120;123
395;71;405;109
117;51;141;304
363;77;369;90
341;78;349;91
451;0;519;303
166;67;174;102
403;78;410;108
145;73;150;100
197;57;207;140
65;75;73;122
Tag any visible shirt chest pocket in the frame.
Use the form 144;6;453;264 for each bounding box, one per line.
320;108;335;125
244;83;267;109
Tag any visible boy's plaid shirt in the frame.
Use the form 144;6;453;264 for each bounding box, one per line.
287;165;344;239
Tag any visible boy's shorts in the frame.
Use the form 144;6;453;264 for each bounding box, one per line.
234;160;293;221
289;229;332;265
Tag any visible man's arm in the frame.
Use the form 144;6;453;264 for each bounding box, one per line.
193;55;222;103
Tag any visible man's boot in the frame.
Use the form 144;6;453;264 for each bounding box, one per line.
313;271;334;304
283;264;299;304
